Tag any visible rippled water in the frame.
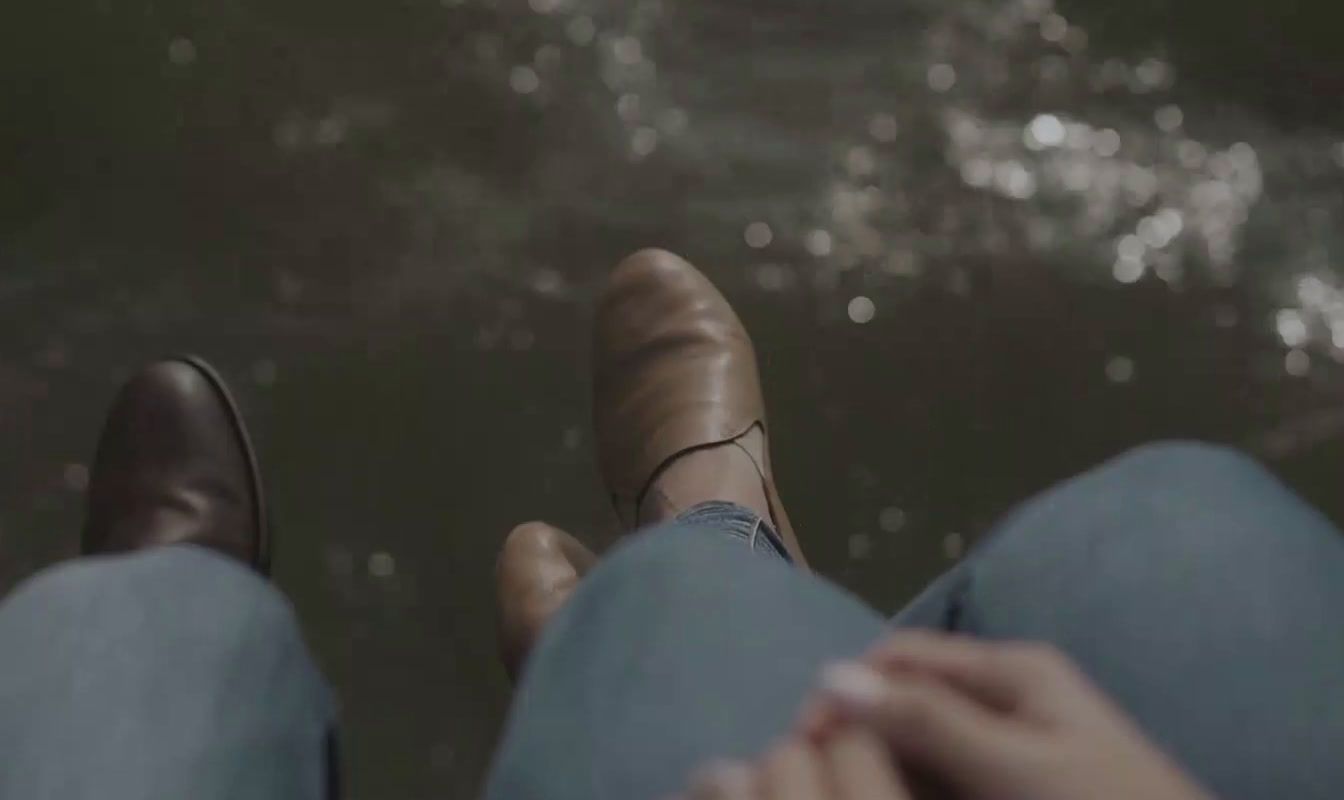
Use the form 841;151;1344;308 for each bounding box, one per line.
3;0;1343;795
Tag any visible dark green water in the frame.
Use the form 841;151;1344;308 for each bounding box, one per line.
3;0;1344;795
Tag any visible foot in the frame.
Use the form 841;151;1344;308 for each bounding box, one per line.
496;522;597;680
83;357;269;571
593;249;806;564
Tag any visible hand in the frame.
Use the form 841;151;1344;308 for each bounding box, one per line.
682;728;911;800
802;631;1213;800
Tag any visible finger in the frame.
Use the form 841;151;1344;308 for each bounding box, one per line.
824;726;912;800
794;699;842;741
865;631;1077;712
760;740;829;800
688;760;757;800
816;661;1031;795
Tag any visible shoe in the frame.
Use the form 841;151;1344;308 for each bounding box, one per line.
593;249;805;564
82;357;269;572
496;521;597;680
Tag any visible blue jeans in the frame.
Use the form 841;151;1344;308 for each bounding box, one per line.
0;546;336;799
2;443;1342;798
486;443;1344;800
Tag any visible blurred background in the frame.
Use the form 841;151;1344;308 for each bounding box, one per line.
3;0;1343;795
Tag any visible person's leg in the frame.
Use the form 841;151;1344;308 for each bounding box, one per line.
0;544;335;800
10;357;341;798
485;506;886;800
893;441;1344;800
489;249;875;798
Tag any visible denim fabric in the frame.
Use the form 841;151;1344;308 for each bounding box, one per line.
485;524;884;800
4;442;1342;800
0;545;336;800
894;441;1344;800
489;442;1344;800
675;500;792;562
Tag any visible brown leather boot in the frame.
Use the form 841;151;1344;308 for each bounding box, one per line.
82;357;269;572
593;248;806;565
496;521;597;680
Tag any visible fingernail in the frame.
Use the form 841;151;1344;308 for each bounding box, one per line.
689;760;754;794
818;661;887;716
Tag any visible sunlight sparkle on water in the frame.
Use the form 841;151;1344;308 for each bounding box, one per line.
847;296;877;324
168;37;197;66
1093;129;1121;157
534;45;562;71
1039;14;1068;43
566;16;595;46
1025;113;1066;150
879;507;906;533
509;65;540;94
744;222;773;249
1117;234;1145;262
1134;58;1173;91
617;93;640;121
805;229;834;257
754;264;790;292
1285;349;1311;377
994;160;1037;199
847;146;878;177
1276;309;1309;348
960;157;994;188
630;126;658;158
1106;356;1135;384
612;36;643;65
1155;105;1184;133
368;552;397;578
63;463;89;492
869;113;899;143
1113;256;1145;284
927;64;957;93
658;107;688;135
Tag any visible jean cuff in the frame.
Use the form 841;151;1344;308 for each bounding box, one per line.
674;501;793;564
